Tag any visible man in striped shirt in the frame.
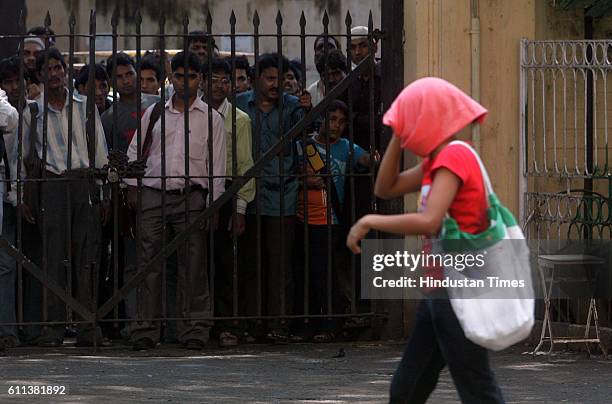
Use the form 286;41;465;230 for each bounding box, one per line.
21;47;109;347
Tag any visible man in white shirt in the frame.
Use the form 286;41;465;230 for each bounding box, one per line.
21;48;109;347
125;51;226;351
0;58;20;351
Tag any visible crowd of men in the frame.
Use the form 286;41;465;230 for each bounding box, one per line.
0;25;382;351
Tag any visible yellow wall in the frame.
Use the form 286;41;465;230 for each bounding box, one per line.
403;0;538;217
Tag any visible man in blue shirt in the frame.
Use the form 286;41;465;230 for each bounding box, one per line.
235;53;304;343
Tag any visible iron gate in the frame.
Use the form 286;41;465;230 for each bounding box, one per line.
0;6;390;349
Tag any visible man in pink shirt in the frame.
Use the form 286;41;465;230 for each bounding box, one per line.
125;51;226;351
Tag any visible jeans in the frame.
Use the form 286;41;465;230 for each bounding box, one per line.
0;197;19;341
389;291;505;404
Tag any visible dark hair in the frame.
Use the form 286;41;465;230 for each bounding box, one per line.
314;34;341;51
171;51;201;73
202;58;231;79
0;56;21;81
233;55;250;71
327;99;349;118
287;59;302;82
35;47;66;73
315;49;347;75
27;26;56;43
105;52;135;78
256;53;289;77
187;30;217;48
75;63;109;88
141;56;163;82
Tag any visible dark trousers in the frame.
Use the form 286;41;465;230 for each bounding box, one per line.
293;223;352;334
131;187;211;344
389;292;505;404
0;203;17;339
213;200;246;335
242;214;295;333
24;179;102;343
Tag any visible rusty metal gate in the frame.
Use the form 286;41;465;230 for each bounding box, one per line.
520;38;612;327
0;5;397;349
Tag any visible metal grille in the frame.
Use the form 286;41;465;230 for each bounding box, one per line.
520;38;612;326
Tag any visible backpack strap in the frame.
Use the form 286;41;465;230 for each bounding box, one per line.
141;102;163;160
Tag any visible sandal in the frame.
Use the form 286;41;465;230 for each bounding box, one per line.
313;332;336;343
219;332;239;348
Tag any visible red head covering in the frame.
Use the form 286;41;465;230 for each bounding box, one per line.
382;77;488;157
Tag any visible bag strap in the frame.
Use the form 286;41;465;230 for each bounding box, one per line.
447;140;493;198
141;102;163;160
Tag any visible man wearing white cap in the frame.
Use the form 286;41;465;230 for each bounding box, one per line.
21;36;45;100
349;26;378;70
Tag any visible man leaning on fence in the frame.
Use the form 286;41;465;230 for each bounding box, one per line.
235;53;305;343
125;50;226;351
21;48;110;347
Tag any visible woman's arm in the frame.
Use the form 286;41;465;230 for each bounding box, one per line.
347;167;461;253
374;136;423;199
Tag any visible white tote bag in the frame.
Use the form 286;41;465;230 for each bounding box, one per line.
440;141;534;351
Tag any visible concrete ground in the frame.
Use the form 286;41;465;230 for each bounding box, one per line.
0;341;610;403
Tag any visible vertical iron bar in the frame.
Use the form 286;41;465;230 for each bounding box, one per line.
87;8;98;337
230;10;239;319
15;10;27;326
158;8;168;328
275;8;286;324
182;12;191;326
41;11;51;329
253;10;262;320
322;11;333;318
299;10;309;324
110;5;120;331
65;10;76;331
345;11;357;315
205;9;214;319
134;9;144;333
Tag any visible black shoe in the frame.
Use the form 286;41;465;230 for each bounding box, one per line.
266;330;289;344
37;337;63;348
183;339;204;350
132;337;156;351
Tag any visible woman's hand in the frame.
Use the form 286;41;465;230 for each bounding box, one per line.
346;215;373;254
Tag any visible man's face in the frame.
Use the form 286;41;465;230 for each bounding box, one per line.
258;67;280;102
314;37;338;62
23;43;42;71
321;109;347;141
140;69;160;95
115;64;137;97
350;38;375;65
171;66;201;99
283;70;299;95
204;70;230;105
235;68;250;93
188;41;211;63
321;68;346;92
0;74;25;106
93;79;110;112
38;58;66;91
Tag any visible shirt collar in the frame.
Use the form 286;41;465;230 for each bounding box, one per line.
46;88;85;112
217;98;231;118
167;94;209;114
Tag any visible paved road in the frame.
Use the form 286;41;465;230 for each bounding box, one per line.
0;341;610;403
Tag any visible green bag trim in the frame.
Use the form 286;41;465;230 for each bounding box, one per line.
441;193;518;252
